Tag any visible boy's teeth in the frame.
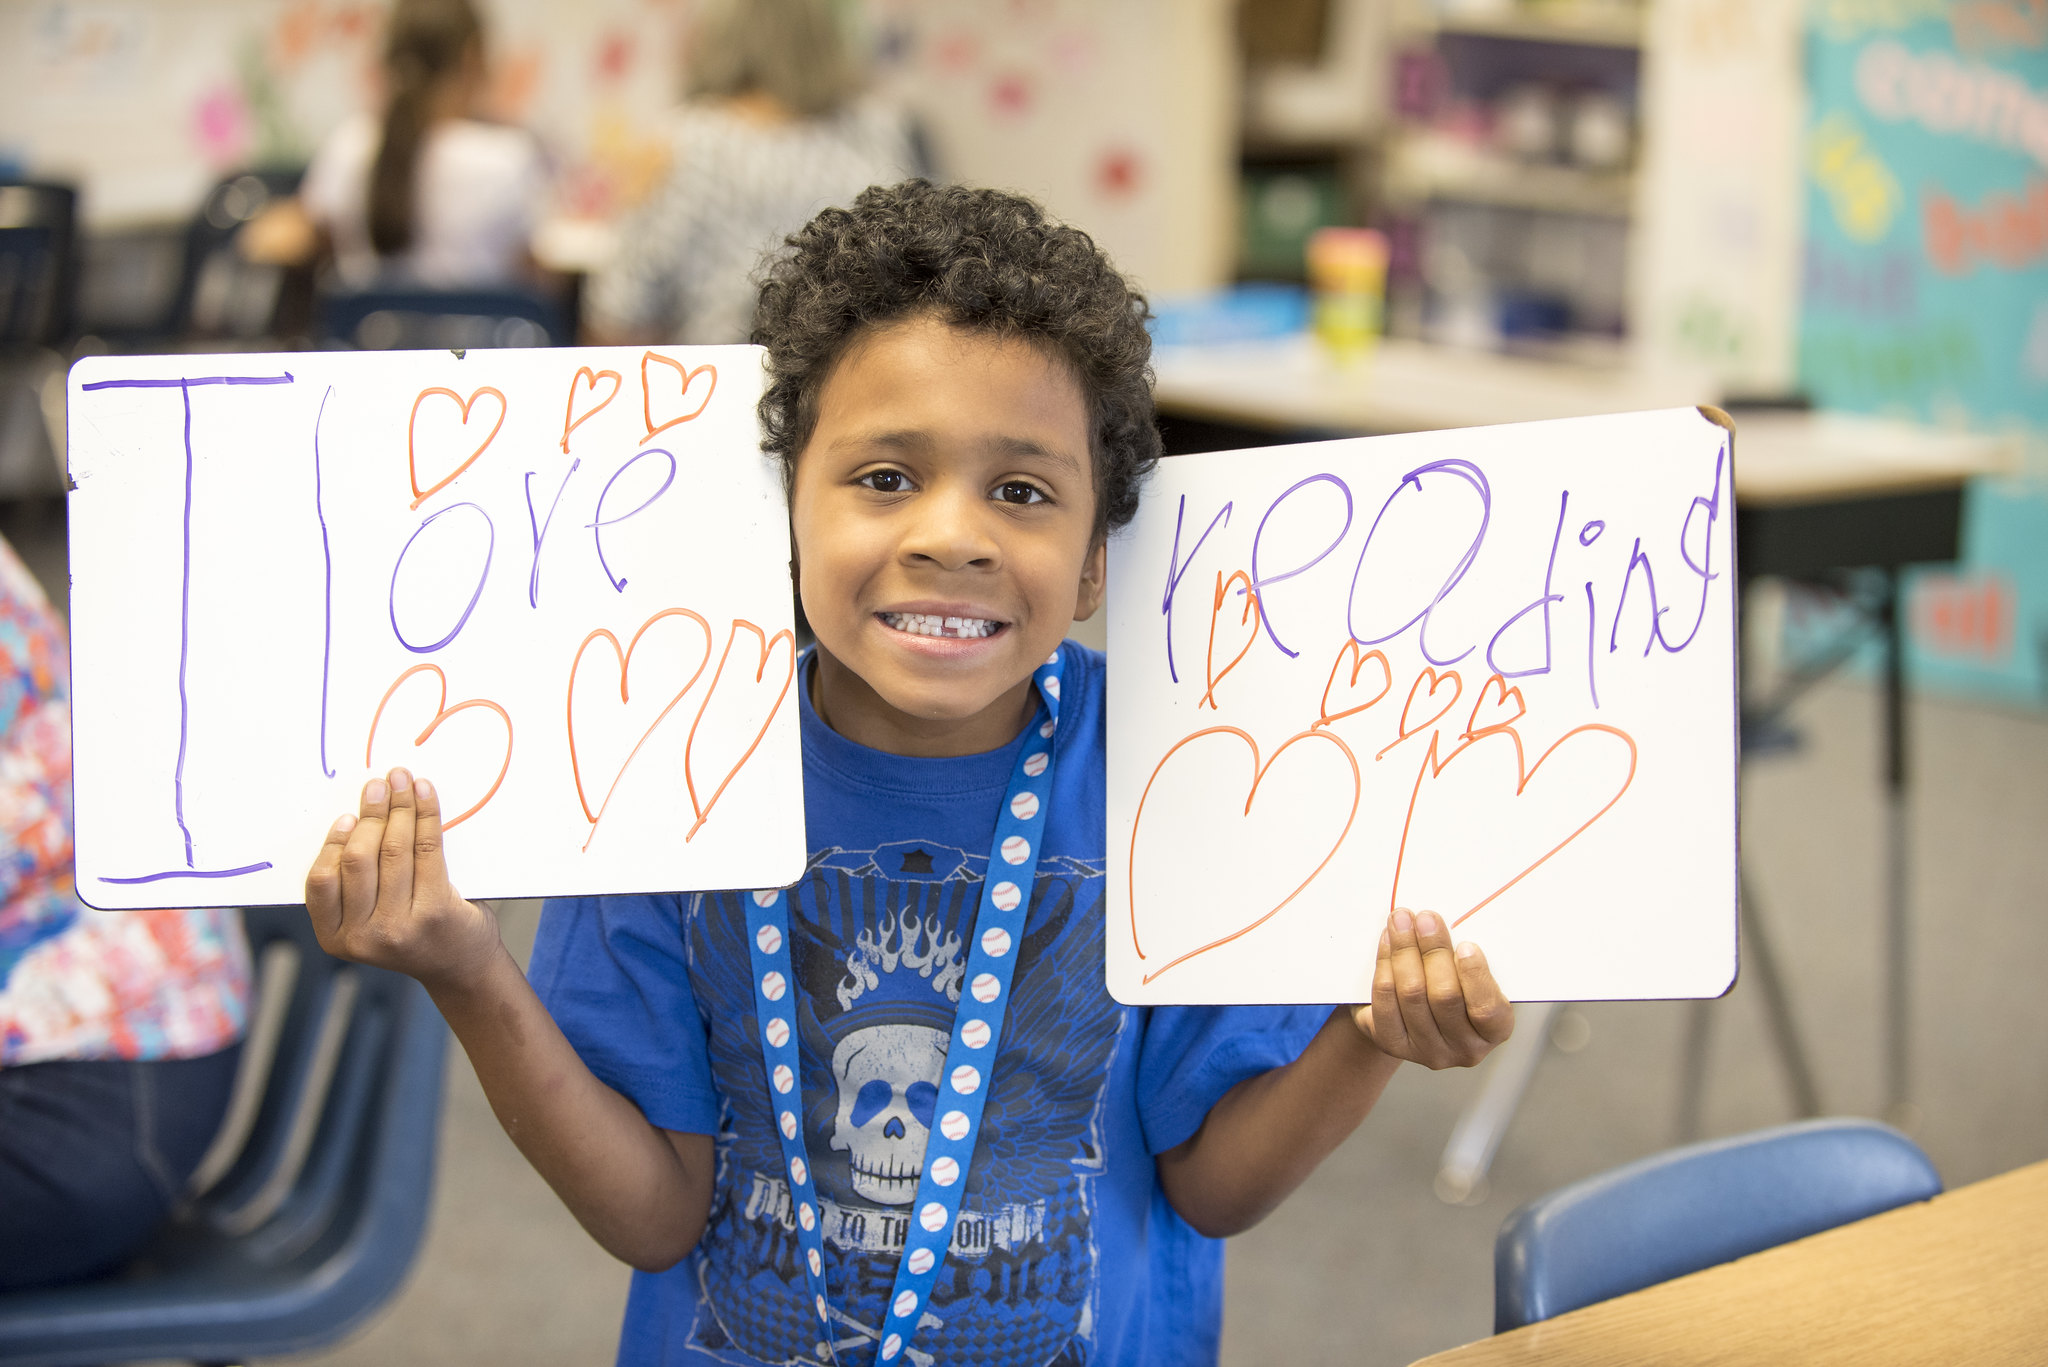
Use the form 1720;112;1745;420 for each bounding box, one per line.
883;612;999;639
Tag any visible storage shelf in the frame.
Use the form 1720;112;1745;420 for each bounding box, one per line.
1394;1;1646;49
1383;132;1634;215
1430;9;1644;48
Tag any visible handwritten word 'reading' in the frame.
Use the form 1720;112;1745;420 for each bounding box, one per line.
1112;408;1739;1006
1158;449;1728;711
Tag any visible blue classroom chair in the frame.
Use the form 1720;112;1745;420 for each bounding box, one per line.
1493;1117;1942;1332
0;905;449;1366
0;182;77;350
0;182;77;499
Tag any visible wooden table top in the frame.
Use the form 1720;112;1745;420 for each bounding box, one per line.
1409;1159;2048;1366
1150;337;2017;507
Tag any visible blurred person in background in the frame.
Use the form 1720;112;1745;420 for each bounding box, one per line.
0;535;249;1290
242;0;548;288
583;0;918;345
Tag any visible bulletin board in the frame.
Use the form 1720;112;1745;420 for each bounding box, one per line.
1106;408;1739;1005
66;345;804;908
1801;6;2048;705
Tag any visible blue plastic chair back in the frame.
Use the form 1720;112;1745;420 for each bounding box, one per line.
0;905;449;1366
1494;1117;1941;1332
0;183;77;350
319;284;569;350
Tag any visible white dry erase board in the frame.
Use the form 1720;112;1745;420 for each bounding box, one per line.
67;347;804;908
1106;407;1737;1005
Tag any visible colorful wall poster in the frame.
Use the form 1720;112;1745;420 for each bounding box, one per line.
1801;0;2048;705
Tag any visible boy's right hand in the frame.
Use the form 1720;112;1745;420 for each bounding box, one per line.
304;767;502;993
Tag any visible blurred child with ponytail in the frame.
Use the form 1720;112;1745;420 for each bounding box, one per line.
247;0;547;288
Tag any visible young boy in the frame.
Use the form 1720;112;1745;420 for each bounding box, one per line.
305;181;1512;1366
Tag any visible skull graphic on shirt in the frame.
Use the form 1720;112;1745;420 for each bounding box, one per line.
828;1023;948;1205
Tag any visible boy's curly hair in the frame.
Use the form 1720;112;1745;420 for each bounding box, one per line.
752;179;1159;536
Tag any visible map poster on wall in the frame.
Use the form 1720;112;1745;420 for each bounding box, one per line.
1801;2;2048;704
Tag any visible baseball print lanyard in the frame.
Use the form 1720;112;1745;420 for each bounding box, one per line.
745;652;1064;1366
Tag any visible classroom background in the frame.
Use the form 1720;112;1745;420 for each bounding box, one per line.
1;0;2044;1362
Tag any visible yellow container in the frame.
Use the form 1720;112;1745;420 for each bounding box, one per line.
1308;227;1389;360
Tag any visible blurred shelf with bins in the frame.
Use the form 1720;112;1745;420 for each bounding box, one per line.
1379;0;1645;350
1421;5;1645;49
1239;145;1379;284
1234;0;1392;285
1381;131;1633;216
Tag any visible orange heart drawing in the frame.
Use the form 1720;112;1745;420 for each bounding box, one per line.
1200;571;1261;710
1375;665;1464;761
1126;724;1362;985
566;608;714;848
1314;639;1393;730
559;366;622;454
409;386;507;509
684;620;796;841
1461;672;1527;743
363;663;514;830
640;352;718;442
1390;720;1638;929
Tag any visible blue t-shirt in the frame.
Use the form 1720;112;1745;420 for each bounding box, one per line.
532;641;1328;1366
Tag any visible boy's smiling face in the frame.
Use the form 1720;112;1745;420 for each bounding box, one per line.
791;314;1106;758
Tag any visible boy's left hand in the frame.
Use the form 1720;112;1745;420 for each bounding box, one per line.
1352;907;1514;1069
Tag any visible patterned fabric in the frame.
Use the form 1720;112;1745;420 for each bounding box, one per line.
0;538;249;1066
583;102;917;345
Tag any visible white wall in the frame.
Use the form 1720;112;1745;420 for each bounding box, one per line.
1;0;1240;293
0;0;690;227
1630;0;1806;391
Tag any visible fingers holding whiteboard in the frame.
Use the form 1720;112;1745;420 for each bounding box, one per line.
304;811;357;946
409;776;459;910
1455;940;1515;1049
375;768;420;924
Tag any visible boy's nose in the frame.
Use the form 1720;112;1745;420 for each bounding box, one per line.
901;486;1000;571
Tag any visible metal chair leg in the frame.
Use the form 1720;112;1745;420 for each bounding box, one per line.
1435;1000;1560;1205
1740;875;1824;1118
1675;997;1712;1144
1674;879;1822;1142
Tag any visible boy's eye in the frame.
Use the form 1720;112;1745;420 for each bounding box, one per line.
994;481;1047;506
859;469;910;493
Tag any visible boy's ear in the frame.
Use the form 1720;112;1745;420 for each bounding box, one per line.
1071;539;1108;623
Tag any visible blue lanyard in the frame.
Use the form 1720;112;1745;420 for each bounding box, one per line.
745;653;1064;1365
